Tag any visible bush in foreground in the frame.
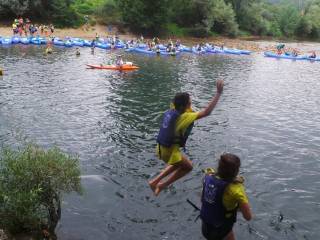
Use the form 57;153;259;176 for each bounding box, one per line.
0;144;82;236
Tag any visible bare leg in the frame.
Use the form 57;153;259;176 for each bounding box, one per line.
154;155;193;196
224;230;235;240
149;164;178;192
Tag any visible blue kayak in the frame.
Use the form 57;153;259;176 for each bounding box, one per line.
95;42;111;49
83;40;92;47
306;57;320;61
131;48;179;56
2;37;12;45
64;40;73;47
157;44;167;50
53;38;65;46
30;37;46;45
239;49;252;55
192;47;206;55
264;51;307;60
223;48;242;55
20;37;30;44
73;40;84;47
206;47;224;54
137;43;147;49
132;48;156;55
178;45;192;52
11;36;20;44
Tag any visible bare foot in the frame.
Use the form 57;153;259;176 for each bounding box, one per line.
154;183;165;196
148;180;157;193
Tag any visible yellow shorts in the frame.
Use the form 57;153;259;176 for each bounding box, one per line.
156;144;183;165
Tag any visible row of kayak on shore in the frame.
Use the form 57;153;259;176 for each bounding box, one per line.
0;36;252;56
126;44;252;56
2;36;319;61
0;36;126;48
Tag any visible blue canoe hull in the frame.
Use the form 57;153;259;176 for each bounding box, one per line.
264;52;307;60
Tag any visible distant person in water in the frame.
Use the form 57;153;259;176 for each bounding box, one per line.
200;153;252;240
149;80;224;196
76;48;80;56
309;51;316;58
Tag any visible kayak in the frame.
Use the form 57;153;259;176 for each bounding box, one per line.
306;57;320;61
239;49;252;55
53;38;65;46
95;42;111;49
206;48;224;54
132;48;156;55
192;47;206;55
11;36;20;44
179;45;192;52
86;64;139;70
1;37;12;45
83;40;92;47
64;40;73;47
72;40;84;47
20;37;30;44
132;48;179;56
223;48;242;55
264;51;307;60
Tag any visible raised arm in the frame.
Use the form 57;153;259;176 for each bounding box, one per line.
197;80;224;120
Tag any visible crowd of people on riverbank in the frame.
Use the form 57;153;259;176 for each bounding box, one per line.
12;17;54;37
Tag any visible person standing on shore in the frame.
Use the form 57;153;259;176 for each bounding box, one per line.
149;80;224;196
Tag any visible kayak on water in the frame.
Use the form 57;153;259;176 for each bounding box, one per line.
86;64;139;70
305;56;320;61
264;51;307;60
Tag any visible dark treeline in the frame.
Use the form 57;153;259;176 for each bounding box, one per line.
1;0;320;39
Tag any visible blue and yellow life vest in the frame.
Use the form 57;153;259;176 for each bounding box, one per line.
156;109;194;148
200;175;237;227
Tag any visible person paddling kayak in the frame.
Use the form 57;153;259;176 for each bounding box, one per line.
149;80;224;196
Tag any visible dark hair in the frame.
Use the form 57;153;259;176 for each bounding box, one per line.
173;92;190;113
217;153;241;182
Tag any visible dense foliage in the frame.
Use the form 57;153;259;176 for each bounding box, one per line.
0;144;81;235
116;0;320;38
1;0;320;39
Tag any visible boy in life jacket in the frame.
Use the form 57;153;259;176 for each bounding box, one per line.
149;80;224;196
200;153;252;240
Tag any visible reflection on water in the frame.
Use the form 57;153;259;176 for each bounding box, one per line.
0;45;319;240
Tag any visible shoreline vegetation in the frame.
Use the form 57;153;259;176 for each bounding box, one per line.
1;0;320;41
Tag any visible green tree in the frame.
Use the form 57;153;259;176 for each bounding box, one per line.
117;0;170;35
210;0;238;36
0;144;82;235
278;4;300;37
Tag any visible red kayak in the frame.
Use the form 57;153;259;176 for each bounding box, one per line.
86;64;139;70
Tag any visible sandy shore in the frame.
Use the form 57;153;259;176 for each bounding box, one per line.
1;24;319;53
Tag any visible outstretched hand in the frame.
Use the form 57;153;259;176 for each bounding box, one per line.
216;80;224;94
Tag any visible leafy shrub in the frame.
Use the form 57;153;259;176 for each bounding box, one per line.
0;144;82;234
211;0;239;37
186;25;211;38
95;0;121;25
166;23;187;37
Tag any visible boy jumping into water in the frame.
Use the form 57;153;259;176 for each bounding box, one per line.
149;80;224;196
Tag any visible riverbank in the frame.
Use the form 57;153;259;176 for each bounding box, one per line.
0;24;318;53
